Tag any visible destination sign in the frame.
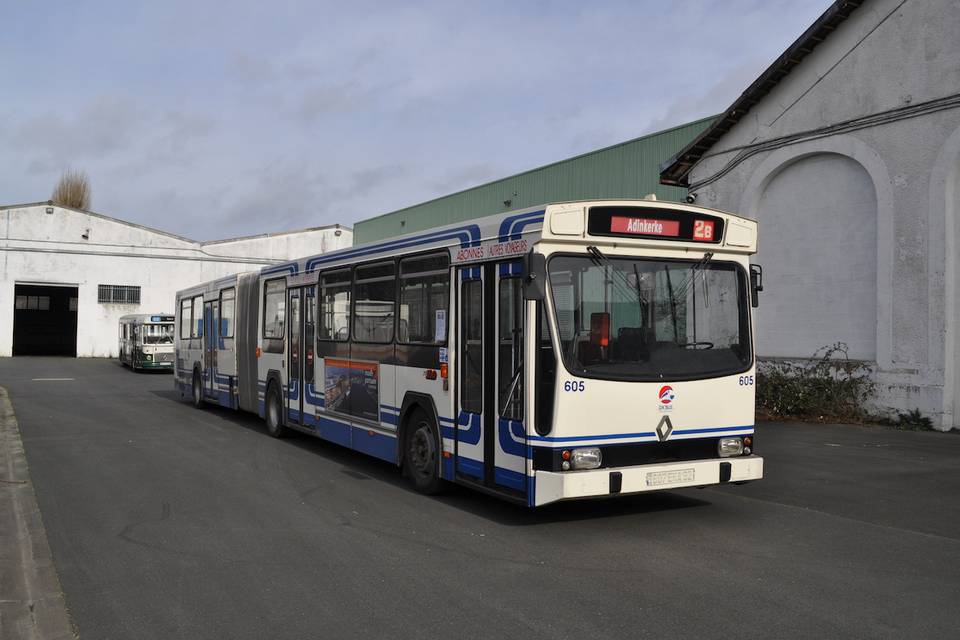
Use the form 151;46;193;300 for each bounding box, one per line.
588;206;724;244
610;216;680;237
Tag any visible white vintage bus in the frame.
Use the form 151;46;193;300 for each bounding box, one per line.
119;313;175;371
175;200;764;506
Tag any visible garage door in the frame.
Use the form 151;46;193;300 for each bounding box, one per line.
13;284;79;356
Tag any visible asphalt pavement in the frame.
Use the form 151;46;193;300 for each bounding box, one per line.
2;357;959;639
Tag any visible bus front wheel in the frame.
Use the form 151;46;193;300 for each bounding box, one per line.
403;409;442;495
265;383;288;438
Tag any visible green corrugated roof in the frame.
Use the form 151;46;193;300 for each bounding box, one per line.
353;115;718;244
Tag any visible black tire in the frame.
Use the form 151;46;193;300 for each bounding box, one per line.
265;383;288;438
403;409;443;494
191;371;204;408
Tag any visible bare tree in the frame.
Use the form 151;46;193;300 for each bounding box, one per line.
51;168;91;210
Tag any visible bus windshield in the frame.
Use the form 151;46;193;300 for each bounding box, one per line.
548;254;751;381
142;323;175;345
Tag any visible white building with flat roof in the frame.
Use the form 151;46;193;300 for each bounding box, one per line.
0;202;351;358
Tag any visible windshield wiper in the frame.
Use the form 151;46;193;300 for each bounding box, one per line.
587;245;606;265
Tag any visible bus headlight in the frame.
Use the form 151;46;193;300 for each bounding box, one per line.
145;353;153;361
718;437;743;457
570;447;602;470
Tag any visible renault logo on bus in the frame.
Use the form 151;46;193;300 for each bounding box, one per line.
656;416;674;442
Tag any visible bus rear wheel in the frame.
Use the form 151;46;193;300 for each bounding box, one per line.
265;383;288;438
403;409;442;494
191;371;204;408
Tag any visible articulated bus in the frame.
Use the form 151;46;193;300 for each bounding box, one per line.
119;313;175;371
175;199;764;506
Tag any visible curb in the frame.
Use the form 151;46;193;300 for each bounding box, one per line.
0;386;77;640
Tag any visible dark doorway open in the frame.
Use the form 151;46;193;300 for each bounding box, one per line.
13;284;79;356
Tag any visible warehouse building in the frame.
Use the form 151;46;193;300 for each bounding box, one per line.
0;202;351;357
352;117;714;243
660;0;960;430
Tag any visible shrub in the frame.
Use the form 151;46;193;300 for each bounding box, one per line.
51;168;91;210
756;342;873;421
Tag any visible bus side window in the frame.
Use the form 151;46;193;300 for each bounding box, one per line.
399;252;449;345
191;296;203;338
180;298;192;340
220;288;236;338
262;280;286;340
353;261;396;344
319;269;352;342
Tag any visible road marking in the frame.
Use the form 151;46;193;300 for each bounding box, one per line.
31;378;75;381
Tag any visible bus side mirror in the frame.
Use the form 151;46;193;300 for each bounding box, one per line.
523;251;547;301
750;264;763;308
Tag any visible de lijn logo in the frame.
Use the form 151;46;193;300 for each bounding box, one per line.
658;385;675;412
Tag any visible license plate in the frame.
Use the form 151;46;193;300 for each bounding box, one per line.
646;468;695;487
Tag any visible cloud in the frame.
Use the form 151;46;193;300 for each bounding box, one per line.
0;0;836;241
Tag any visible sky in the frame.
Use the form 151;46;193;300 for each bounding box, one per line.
1;1;832;240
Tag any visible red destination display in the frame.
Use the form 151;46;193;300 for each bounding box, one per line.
610;216;680;237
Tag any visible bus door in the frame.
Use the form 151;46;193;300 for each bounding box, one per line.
287;288;303;425
456;266;486;482
286;285;316;426
204;300;219;399
456;262;527;498
494;263;527;494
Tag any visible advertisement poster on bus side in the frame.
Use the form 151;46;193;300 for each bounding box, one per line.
324;358;379;422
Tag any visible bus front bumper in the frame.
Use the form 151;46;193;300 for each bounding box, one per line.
534;455;763;506
138;361;174;369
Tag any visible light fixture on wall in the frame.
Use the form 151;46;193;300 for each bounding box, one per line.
81;229;90;240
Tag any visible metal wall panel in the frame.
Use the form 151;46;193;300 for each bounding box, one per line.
353;116;716;244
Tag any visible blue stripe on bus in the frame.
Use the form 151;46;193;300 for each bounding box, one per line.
457;456;483;478
317;416;352;447
527;431;657;443
352;427;397;464
455;412;481;445
524;425;755;445
305;383;325;407
304;225;482;272
494;467;526;491
459;267;482;281
498;418;527;457
263;262;299;276
497;210;545;242
672;425;754;435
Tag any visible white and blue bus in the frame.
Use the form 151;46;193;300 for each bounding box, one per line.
119;313;175;371
175;199;764;506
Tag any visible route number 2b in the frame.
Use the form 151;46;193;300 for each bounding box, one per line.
693;220;715;241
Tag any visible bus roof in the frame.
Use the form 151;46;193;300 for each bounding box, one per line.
176;199;757;297
260;199;756;278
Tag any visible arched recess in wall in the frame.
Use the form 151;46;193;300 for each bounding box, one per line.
739;136;893;365
930;125;960;430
